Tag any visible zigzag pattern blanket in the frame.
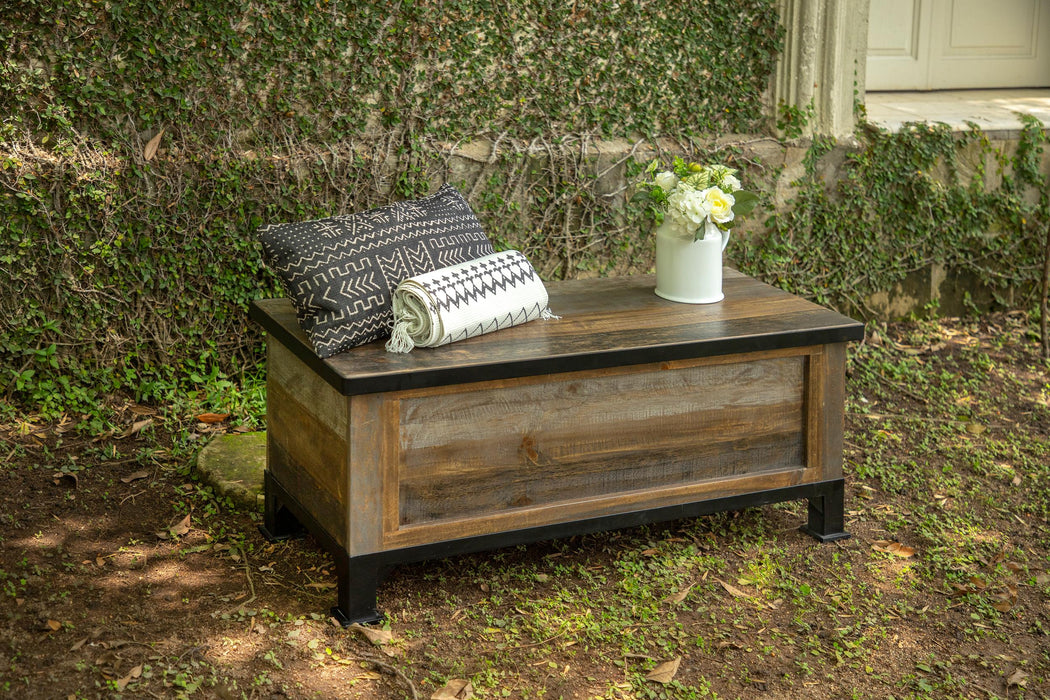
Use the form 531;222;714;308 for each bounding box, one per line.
385;250;556;353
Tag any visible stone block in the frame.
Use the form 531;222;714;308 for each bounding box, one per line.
196;432;267;512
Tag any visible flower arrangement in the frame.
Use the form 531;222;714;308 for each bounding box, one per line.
635;157;758;241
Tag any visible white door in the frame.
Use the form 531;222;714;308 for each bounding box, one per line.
867;0;1050;90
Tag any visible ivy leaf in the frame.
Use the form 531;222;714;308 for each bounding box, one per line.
731;190;760;216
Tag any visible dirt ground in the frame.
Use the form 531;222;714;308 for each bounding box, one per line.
1;313;1048;699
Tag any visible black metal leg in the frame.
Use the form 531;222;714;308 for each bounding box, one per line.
259;471;307;542
331;555;384;626
799;479;850;542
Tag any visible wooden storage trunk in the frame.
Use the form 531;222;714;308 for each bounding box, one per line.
250;272;864;624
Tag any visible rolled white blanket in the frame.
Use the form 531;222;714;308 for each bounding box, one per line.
385;250;557;353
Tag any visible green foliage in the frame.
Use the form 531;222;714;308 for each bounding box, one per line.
1;0;782;418
739;120;1049;317
2;0;782;145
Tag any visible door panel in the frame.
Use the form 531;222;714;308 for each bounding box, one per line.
868;0;1050;90
867;0;931;90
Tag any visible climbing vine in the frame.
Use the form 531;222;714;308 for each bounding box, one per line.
3;0;1049;419
738;119;1049;321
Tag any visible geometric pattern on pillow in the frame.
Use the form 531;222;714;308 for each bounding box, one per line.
257;184;495;358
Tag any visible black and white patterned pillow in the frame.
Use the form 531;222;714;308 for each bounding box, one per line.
258;184;495;358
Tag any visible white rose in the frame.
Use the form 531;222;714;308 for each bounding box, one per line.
722;174;741;192
701;187;735;224
654;171;678;191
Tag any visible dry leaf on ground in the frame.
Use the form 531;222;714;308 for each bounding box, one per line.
431;679;473;699
116;665;142;692
143;129;164;161
872;540;916;558
118;418;153;439
716;579;750;598
990;583;1018;612
348;623;393;647
1006;668;1029;687
646;657;682;684
157;513;192;539
665;582;695;604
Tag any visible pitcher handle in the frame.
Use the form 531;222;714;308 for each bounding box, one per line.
721;230;731;252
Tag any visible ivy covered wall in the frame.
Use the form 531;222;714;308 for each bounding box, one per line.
4;0;781;144
3;2;1049;420
0;0;784;415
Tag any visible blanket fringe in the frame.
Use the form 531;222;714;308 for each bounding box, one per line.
541;307;560;321
385;320;416;354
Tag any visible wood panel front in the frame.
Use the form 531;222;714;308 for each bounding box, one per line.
381;348;820;548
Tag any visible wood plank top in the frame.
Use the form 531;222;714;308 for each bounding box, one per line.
250;270;865;396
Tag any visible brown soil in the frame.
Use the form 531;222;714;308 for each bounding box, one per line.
1;314;1048;699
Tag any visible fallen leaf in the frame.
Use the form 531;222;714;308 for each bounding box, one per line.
716;579;750;598
196;412;230;424
990;583;1019;612
304;582;335;591
665;582;695;604
1006;668;1028;687
872;540;916;558
349;623;393;647
1011;474;1022;486
144;129;164;161
158;513;192;539
120;470;150;484
118;418;153;439
431;679;473;699
991;598;1014;613
645;657;682;684
172;513;191;536
70;637;88;651
96;555;106;567
47;620;62;632
116;665;142;691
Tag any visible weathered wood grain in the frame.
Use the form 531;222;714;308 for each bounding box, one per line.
386;466;812;548
345;393;394;555
250;271;865;395
393;353;806;528
266;344;350;548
